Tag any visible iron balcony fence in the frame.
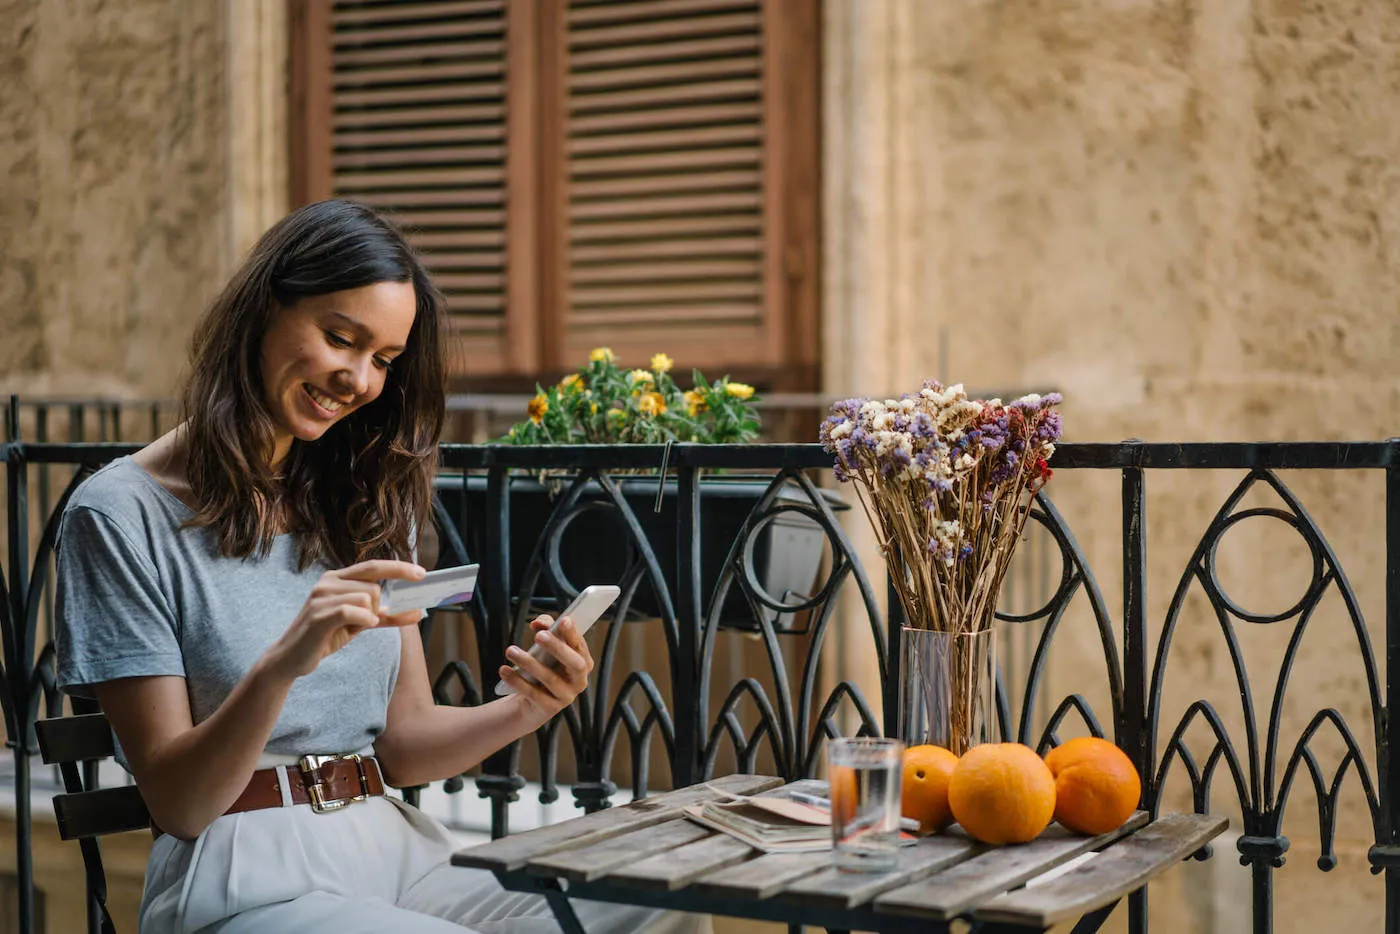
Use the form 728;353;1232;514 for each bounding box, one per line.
2;432;1398;934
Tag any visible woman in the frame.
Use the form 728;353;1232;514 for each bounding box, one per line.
55;200;702;933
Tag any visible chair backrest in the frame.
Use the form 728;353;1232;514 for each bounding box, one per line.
35;713;150;839
35;713;150;934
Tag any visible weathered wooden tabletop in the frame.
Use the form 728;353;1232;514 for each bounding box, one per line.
452;774;1227;933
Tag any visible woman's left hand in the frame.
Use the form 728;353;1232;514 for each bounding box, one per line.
499;615;594;723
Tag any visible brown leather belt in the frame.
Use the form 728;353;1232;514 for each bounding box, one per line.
227;754;387;815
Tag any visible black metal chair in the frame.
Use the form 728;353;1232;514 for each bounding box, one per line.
35;713;150;934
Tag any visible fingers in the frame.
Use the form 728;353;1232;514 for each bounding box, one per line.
534;617;594;674
497;663;554;701
309;595;378;634
316;577;383;615
336;560;426;583
551;617;593;662
529;614;553;632
507;621;592;687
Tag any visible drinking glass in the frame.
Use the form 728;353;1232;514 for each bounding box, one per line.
827;736;905;872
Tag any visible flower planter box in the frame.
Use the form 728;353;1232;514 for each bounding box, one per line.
434;475;848;632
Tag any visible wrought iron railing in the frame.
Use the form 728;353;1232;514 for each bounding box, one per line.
2;432;1396;934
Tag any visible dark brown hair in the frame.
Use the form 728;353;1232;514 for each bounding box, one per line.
180;199;447;568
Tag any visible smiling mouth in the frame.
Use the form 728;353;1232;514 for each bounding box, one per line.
304;384;349;417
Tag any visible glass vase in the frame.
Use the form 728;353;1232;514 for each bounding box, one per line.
898;627;997;756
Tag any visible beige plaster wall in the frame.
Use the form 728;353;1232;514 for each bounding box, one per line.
823;0;1400;930
0;0;286;403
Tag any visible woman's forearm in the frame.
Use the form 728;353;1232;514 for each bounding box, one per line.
372;693;542;788
97;657;296;840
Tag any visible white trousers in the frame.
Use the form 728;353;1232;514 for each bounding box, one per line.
139;795;710;934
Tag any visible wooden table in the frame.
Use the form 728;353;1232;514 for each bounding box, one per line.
452;774;1227;934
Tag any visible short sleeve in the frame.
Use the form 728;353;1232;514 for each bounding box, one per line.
55;505;185;698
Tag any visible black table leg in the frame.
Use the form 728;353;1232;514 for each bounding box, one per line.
1069;900;1122;934
521;877;588;934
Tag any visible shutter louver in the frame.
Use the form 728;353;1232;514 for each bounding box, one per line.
329;0;523;374
558;0;776;367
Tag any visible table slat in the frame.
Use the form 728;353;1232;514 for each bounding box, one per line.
529;818;714;881
872;812;1149;920
451;773;783;872
778;834;983;910
608;831;756;890
690;850;835;900
974;813;1228;927
601;777;833;891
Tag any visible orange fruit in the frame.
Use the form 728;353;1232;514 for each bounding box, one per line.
947;743;1056;844
902;745;959;832
1043;737;1140;835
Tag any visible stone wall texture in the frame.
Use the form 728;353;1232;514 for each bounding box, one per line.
0;0;229;399
823;0;1400;931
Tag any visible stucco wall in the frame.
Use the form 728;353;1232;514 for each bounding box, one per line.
823;0;1400;930
0;0;230;399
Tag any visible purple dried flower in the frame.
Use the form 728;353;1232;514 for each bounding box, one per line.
1033;412;1062;444
988;454;1017;487
830;397;866;420
818;415;846;450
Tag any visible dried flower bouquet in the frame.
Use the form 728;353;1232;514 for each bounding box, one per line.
820;382;1062;751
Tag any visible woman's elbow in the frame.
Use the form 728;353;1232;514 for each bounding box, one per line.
373;747;419;789
146;806;210;842
138;785;216;841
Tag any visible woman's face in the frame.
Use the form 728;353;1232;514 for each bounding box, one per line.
258;280;418;464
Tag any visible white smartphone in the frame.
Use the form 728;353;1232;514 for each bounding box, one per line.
494;584;621;696
380;564;480;615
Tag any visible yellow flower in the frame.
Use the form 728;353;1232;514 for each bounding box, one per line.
725;382;755;400
637;392;667;417
650;352;673;374
683;389;707;417
558;373;584;392
629;368;654;387
589;347;615;363
607;408;627;425
526;393;548;424
590;401;599;414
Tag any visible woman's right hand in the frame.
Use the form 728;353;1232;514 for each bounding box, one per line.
267;560;426;678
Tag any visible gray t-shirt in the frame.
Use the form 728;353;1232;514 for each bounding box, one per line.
55;457;402;757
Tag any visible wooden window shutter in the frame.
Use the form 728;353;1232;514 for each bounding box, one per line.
292;0;818;388
291;0;537;377
541;0;820;388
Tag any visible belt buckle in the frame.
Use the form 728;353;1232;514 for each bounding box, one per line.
298;753;370;814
